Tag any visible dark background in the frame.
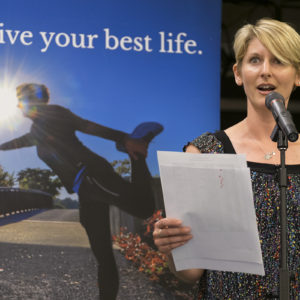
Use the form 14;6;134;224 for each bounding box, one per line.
221;0;300;130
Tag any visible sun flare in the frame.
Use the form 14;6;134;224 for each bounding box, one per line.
0;86;18;120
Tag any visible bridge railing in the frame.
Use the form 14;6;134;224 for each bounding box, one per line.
0;187;53;216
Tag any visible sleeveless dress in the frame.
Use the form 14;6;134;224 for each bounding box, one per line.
185;131;300;300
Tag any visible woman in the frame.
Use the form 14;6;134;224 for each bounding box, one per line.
153;18;300;299
0;83;163;299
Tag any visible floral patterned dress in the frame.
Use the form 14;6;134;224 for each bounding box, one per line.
185;131;300;300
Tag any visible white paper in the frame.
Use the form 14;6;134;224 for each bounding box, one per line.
157;151;265;276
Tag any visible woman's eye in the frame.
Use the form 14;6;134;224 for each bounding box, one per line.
249;57;260;63
273;58;282;64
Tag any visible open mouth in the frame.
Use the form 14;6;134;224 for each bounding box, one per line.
257;84;276;92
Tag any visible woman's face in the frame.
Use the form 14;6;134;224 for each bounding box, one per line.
233;38;299;109
17;98;38;118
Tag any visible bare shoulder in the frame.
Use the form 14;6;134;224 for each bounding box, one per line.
224;121;249;154
224;122;246;141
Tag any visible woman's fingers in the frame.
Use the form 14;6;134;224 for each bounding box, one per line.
154;218;182;230
156;237;192;254
158;242;184;254
153;218;193;254
153;226;191;239
155;233;193;247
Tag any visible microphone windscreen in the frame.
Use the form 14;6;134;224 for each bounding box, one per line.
265;91;285;109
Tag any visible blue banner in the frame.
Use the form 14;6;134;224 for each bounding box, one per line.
0;1;222;298
0;0;221;179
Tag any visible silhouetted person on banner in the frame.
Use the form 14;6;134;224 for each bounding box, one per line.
0;83;163;299
153;18;300;299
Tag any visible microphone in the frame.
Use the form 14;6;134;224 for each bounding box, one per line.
265;91;299;142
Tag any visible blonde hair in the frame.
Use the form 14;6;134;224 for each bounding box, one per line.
233;18;300;73
16;83;49;103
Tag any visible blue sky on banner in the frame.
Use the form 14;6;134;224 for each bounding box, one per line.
0;0;221;195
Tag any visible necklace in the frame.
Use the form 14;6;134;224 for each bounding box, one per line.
244;119;277;160
251;137;276;160
264;151;276;160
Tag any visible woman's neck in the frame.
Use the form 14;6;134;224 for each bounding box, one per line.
244;103;276;141
225;104;281;163
225;100;300;164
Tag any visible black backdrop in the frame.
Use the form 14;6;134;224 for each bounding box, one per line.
221;0;300;130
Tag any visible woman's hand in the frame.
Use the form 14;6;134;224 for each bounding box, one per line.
153;218;193;255
124;137;148;160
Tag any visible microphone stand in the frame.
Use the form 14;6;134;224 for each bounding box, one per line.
270;125;291;300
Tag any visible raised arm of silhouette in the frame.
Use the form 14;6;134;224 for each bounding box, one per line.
0;83;163;300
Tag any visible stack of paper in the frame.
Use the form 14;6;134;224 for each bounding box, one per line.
157;151;265;276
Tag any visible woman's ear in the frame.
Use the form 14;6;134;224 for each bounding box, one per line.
233;63;243;86
294;71;300;87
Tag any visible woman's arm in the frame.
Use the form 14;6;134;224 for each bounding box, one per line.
185;144;201;154
75;115;128;143
74;114;147;159
168;255;205;284
153;218;204;284
0;133;36;150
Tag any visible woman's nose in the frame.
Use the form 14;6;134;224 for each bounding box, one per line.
260;60;272;78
